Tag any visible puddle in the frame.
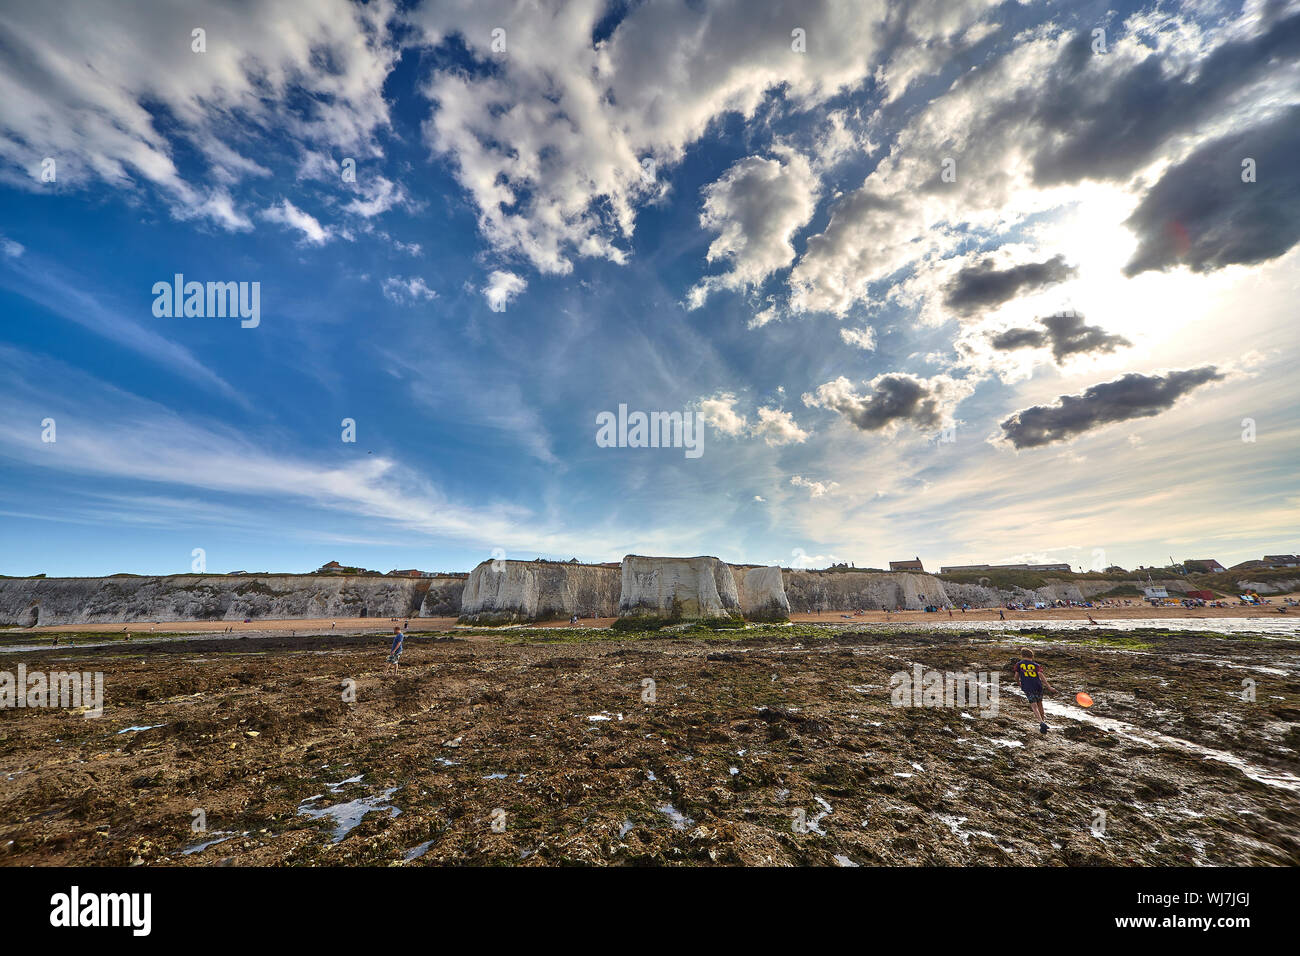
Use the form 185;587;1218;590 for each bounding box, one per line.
833;854;859;867
298;788;402;842
404;840;435;861
181;832;238;856
805;796;832;834
115;724;165;734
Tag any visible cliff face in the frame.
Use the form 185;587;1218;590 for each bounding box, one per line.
782;570;951;612
418;577;469;616
458;561;620;623
730;565;791;621
9;563;1274;629
939;576;1194;607
1238;577;1300;595
0;575;464;627
619;555;741;619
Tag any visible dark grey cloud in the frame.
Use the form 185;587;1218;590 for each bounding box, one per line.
1024;13;1300;187
1123;105;1300;276
803;373;970;432
944;254;1076;316
999;367;1224;449
989;311;1130;362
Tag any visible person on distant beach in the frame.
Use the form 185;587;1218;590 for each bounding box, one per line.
387;626;404;674
1009;648;1056;735
998;609;1005;620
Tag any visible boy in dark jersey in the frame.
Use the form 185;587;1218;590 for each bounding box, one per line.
387;626;404;674
1010;648;1056;734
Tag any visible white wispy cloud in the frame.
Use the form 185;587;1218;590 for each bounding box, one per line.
0;0;399;227
261;199;334;245
790;475;839;498
381;276;438;304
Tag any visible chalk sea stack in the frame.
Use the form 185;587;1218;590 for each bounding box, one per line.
618;555;743;621
730;564;791;621
458;559;620;624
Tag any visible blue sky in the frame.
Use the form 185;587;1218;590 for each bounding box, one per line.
1;0;1298;576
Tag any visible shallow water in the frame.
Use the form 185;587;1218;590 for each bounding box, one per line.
1026;693;1300;794
298;788;402;842
404;839;434;861
858;618;1300;638
181;832;238;856
114;724;164;734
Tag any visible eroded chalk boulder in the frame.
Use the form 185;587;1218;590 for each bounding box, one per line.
458;560;620;623
618;555;741;620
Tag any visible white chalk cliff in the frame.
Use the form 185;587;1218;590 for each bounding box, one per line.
0;574;465;627
458;560;620;623
781;570;950;612
730;565;791;621
618;555;742;619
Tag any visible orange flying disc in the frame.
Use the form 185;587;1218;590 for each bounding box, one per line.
1076;692;1094;707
